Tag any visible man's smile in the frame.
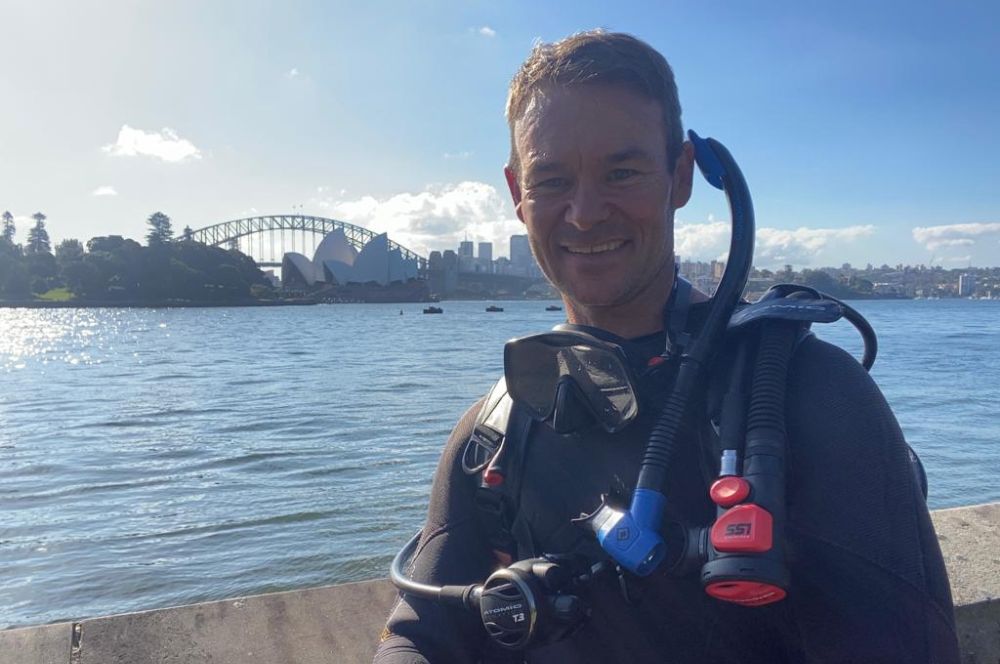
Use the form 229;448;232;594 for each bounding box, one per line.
562;239;629;255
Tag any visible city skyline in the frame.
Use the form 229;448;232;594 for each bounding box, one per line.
1;1;998;269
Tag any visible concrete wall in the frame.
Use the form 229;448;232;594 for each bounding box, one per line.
3;503;997;664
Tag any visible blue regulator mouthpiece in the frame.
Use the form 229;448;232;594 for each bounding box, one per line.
578;489;667;576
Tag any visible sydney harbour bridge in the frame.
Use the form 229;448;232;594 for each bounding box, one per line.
184;214;428;272
183;213;547;297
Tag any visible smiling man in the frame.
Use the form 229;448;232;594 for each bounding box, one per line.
503;72;695;338
374;31;959;663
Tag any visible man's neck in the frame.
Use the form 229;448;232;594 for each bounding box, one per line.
562;272;711;339
563;268;674;339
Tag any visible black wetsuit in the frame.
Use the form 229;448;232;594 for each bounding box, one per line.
374;325;959;663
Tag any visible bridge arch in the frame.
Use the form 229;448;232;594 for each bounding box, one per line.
185;214;427;270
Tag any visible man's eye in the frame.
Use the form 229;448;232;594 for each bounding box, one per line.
609;168;639;182
533;177;569;189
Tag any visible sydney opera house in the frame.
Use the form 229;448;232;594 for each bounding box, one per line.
281;229;420;289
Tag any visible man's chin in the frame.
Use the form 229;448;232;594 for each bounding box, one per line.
563;286;630;310
561;273;672;315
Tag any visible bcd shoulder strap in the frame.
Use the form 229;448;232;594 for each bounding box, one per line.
463;377;533;558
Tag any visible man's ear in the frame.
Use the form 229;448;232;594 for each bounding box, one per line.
504;166;525;224
671;141;695;209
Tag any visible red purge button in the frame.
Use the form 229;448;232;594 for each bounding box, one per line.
483;469;505;487
709;476;750;507
710;503;773;553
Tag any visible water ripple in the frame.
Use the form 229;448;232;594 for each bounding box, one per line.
0;300;997;628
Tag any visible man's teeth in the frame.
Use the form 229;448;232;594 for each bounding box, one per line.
566;240;626;255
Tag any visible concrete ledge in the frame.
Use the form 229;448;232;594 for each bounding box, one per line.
0;621;74;664
931;503;1000;663
4;503;998;664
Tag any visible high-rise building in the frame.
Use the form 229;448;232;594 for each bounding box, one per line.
959;273;976;297
442;249;459;293
478;242;493;263
510;235;531;269
459;240;474;258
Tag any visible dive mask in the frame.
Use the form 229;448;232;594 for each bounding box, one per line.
503;328;640;434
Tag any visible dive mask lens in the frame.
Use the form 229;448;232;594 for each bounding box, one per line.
504;332;639;433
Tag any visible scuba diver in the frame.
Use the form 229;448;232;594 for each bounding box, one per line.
374;31;959;663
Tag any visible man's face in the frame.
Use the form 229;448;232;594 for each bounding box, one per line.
506;84;692;316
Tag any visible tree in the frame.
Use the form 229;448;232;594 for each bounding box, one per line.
146;211;173;245
0;236;27;298
26;213;51;254
2;210;14;242
55;238;85;262
55;238;86;285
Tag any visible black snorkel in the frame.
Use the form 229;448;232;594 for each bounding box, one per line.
581;130;755;575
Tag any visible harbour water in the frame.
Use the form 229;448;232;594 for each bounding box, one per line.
1;299;998;629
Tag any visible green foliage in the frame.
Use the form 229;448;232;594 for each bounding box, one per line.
0;237;30;298
55;238;85;262
26;213;51;254
146;211;173;245
1;222;270;302
37;287;74;301
1;210;14;242
795;269;843;297
25;251;57;293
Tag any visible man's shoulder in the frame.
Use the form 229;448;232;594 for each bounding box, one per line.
787;332;886;409
441;396;489;459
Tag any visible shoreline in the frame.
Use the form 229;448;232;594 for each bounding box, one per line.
0;299;319;309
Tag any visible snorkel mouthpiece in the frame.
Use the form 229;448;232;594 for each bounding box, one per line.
688;130;725;191
581;489;667;575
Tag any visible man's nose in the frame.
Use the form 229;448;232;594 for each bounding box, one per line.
564;182;608;231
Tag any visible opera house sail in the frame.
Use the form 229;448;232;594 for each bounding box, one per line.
280;229;426;302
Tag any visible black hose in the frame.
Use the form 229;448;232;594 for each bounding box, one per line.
389;531;480;610
741;320;797;563
636;136;755;494
836;300;878;370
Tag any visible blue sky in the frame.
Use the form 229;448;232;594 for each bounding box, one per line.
1;0;997;268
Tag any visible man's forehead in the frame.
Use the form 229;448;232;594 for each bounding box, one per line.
513;84;668;171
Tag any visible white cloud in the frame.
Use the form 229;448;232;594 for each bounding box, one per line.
102;125;202;163
931;254;973;266
443;151;473;160
756;225;875;266
912;222;1000;251
310;181;522;258
675;218;876;268
91;185;118;197
478;26;496;38
286;67;300;79
674;215;731;260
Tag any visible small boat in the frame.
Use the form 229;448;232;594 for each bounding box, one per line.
423;306;443;314
545;305;563;311
485;305;504;312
